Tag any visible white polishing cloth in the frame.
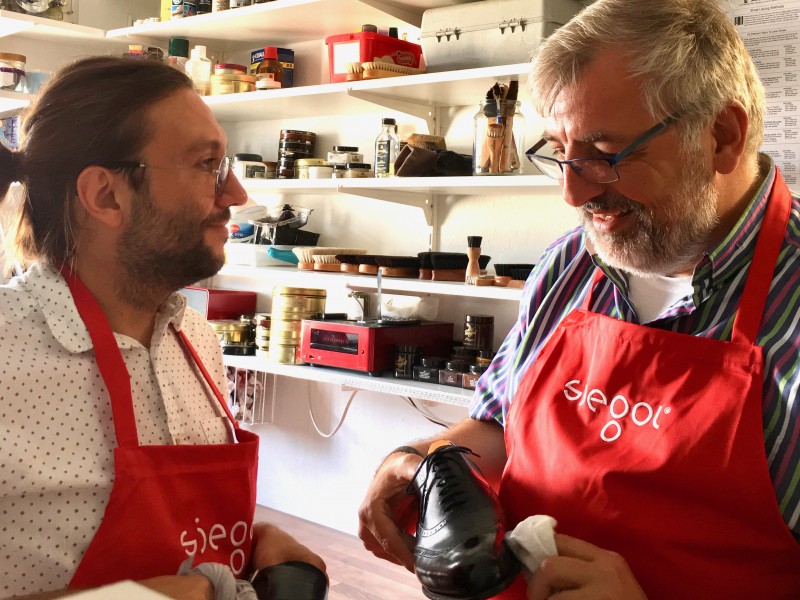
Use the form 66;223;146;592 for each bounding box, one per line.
505;515;558;578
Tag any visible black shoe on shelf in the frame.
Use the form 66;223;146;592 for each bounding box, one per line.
406;443;521;600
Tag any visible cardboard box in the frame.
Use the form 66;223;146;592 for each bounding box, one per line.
420;0;583;72
250;47;294;88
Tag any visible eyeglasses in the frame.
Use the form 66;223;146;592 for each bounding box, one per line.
104;155;231;197
525;116;677;184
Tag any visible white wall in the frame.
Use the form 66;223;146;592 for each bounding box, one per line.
213;69;578;535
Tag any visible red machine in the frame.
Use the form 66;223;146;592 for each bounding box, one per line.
299;319;453;376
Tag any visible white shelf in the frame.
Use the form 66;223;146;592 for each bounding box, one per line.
217;264;524;301
106;0;427;48
0;89;33;118
0;9;127;49
205;63;532;122
241;174;559;198
223;354;474;407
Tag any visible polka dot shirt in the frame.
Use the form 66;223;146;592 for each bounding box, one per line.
0;263;232;597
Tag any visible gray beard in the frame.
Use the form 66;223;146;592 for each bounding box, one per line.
580;162;719;277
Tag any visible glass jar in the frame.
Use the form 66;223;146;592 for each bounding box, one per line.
212;0;229;10
413;356;443;383
463;314;494;350
0;53;25;91
231;154;266;179
327;146;363;165
473;99;525;175
344;162;372;178
462;364;488;390
295;158;328;180
394;345;422;379
439;360;468;387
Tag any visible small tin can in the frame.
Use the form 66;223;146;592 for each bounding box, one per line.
343;162;372;178
327;146;363;165
295;158;329;179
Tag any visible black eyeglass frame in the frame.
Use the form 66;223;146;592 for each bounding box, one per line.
525;115;679;184
102;155;232;197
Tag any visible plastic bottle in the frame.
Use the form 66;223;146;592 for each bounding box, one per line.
255;46;283;90
185;45;212;96
374;117;399;177
165;37;189;72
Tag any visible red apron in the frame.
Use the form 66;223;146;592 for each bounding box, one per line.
62;269;259;589
497;173;800;599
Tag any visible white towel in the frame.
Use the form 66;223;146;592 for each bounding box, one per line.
505;515;558;579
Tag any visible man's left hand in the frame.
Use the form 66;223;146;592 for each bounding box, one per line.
526;534;647;600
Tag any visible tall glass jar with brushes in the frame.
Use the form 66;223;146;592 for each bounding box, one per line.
473;99;525;175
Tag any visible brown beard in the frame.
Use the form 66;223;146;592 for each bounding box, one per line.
116;184;229;310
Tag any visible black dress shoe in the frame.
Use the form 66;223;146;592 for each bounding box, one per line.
406;444;521;600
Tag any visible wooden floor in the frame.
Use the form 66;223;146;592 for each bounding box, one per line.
254;505;427;600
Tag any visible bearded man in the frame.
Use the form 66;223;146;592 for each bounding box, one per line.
0;57;326;600
357;1;800;599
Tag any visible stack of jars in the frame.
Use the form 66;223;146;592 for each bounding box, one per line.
278;129;316;179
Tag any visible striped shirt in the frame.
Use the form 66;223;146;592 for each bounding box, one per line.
471;157;800;538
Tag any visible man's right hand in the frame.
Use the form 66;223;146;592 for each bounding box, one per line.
357;450;424;571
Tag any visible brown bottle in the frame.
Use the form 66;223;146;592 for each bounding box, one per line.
255;46;283;89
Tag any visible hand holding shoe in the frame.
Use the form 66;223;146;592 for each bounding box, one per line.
527;534;647;600
357;449;423;571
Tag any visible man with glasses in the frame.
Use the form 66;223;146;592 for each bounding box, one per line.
0;58;327;599
359;1;800;598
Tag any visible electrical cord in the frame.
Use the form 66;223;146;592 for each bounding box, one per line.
306;383;359;438
404;396;449;428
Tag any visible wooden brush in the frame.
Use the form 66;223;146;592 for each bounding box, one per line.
345;62;364;81
418;251;434;280
336;254;361;274
292;247;366;271
374;255;420;278
312;254;342;272
430;252;469;282
361;61;425;79
465;236;482;284
356;254;380;275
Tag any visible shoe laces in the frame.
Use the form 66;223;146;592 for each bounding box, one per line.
407;445;481;515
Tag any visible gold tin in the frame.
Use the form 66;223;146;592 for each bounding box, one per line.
210;73;256;95
208;319;251;344
272;286;327;298
269;321;302;344
294;158;330;180
269;343;302;364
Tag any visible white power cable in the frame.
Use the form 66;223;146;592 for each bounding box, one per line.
307;383;359;438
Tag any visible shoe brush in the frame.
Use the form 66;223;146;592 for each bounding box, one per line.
465;235;482;285
361;61;425;79
374;255;421;278
345;62;364;81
